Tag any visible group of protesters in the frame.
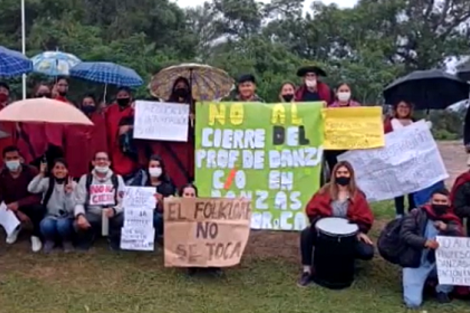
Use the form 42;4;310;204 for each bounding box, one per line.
1;64;470;309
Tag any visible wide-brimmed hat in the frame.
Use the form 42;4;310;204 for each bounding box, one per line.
296;65;327;77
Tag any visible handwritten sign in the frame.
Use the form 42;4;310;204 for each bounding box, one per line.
120;228;155;251
322;106;384;150
164;197;251;267
436;236;470;286
195;102;323;231
133;100;189;142
120;187;156;251
338;120;448;202
89;184;115;206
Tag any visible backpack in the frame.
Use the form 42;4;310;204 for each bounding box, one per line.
377;210;417;265
85;173;119;205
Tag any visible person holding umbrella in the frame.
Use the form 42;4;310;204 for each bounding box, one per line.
294;66;332;104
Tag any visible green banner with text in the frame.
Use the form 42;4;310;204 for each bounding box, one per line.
195;102;323;231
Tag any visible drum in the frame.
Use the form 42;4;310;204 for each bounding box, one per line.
312;217;359;289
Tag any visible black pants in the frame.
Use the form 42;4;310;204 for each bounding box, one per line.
73;212;124;246
18;204;46;237
300;226;374;266
394;193;415;215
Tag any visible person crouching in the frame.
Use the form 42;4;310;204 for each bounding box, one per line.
73;151;126;250
400;188;461;308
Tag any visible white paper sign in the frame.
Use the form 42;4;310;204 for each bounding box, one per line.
123;187;156;209
133;100;189;142
0;202;20;236
120;228;155;251
124;207;154;228
337;120;448;202
436;236;470;286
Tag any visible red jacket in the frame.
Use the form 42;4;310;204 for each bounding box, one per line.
0;104;17;154
450;172;470;204
105;104;139;176
306;187;374;233
63;111;108;178
17;123;48;163
294;82;332;104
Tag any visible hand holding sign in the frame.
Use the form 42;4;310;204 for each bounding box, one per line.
103;208;115;218
425;239;439;249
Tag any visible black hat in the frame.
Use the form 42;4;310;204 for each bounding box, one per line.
237;74;256;84
296;66;327;77
0;82;10;91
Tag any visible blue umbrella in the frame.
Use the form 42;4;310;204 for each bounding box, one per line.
31;51;81;76
0;46;33;77
69;62;143;87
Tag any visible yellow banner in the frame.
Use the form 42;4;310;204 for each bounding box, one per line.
322;106;384;150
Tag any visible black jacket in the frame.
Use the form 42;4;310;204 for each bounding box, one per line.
453;181;470;218
399;208;460;268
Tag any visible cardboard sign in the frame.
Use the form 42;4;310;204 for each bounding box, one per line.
89;184;115;206
164;197;251;267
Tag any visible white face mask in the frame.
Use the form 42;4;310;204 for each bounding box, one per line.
305;79;317;88
5;160;20;172
149;167;162;178
337;92;351;102
94;165;109;174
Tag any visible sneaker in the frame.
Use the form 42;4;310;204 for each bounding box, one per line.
31;236;42;252
43;240;55;254
62;241;74;253
6;226;21;244
436;292;451;304
297;271;313;287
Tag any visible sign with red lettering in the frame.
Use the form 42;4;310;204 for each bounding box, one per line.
163;197;251;267
89;184;115;206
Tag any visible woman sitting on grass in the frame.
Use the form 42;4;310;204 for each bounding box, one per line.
298;161;374;287
27;158;76;253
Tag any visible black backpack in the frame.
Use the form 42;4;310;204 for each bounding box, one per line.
378;211;418;265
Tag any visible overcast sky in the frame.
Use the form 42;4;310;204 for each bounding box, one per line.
175;0;358;9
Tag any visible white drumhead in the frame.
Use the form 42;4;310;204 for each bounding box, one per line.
316;217;359;236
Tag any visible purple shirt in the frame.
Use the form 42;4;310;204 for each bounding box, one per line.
328;100;361;108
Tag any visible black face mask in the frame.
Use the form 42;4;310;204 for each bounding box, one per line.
282;94;294;102
117;98;130;107
432;204;449;215
174;88;188;98
36;93;51;98
58;91;67;97
336;176;350;186
55;177;66;184
81;106;96;114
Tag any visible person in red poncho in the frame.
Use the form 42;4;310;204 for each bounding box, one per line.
294;65;332;104
63;94;108;178
450;169;470;234
105;87;140;182
147;77;195;188
298;161;374;287
0;82;17;153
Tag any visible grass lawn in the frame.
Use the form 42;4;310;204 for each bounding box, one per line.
0;201;469;313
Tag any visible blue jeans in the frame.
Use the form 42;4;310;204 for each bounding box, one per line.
40;216;74;241
154;212;163;237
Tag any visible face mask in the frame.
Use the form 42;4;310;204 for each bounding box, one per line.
94;165;109;173
282;94;294;102
117;98;130;107
0;93;8;102
5;160;20;172
174;88;188;98
337;92;351;102
81;106;96;114
432;204;449;215
55;177;66;184
58;91;67;97
305;79;317;88
149;167;162;178
335;176;350;186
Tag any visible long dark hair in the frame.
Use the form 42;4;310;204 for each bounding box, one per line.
179;183;198;197
147;155;171;184
43;158;69;207
167;77;192;104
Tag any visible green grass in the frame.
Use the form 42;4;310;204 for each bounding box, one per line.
0;201;469;313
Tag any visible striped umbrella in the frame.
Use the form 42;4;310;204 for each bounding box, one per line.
31;51;81;76
0;46;33;77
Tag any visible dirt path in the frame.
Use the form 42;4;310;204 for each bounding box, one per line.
438;140;467;185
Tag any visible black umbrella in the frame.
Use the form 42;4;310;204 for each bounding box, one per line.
383;69;469;110
457;63;470;81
